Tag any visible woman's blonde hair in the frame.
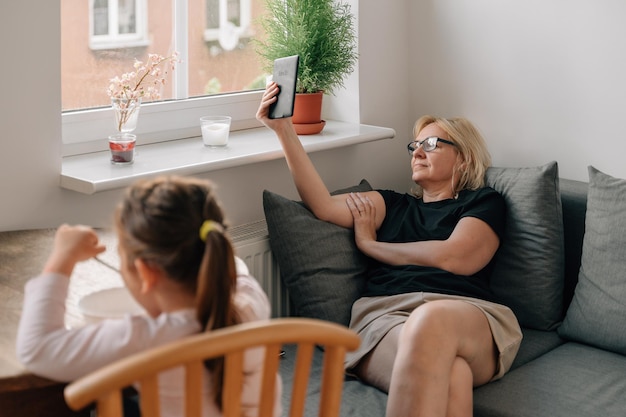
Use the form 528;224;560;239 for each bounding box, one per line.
411;115;492;198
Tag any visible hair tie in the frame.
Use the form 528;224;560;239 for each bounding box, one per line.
199;220;224;242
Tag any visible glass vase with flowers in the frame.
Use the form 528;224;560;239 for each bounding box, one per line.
106;53;179;164
107;52;179;132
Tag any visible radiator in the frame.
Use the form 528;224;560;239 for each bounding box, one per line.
230;219;289;318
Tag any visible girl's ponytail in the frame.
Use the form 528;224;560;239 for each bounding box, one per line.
196;220;240;409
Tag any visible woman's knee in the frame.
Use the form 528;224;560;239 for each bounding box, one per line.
401;300;459;342
410;301;497;385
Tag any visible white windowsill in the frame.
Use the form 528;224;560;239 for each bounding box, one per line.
61;120;396;195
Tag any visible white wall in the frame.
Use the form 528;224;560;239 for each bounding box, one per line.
0;2;411;231
410;0;626;181
1;1;63;231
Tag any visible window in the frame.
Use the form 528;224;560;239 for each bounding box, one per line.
62;0;359;156
89;0;149;50
62;0;265;152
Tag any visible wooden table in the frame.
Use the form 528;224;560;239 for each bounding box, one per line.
0;228;122;416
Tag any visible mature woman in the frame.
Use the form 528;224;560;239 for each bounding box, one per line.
257;82;522;417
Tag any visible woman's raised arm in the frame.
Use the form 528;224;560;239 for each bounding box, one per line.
257;82;363;228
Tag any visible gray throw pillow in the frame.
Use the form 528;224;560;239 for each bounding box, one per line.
262;180;372;326
485;161;565;331
558;166;626;354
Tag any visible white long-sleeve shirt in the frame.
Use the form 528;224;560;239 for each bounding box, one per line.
16;258;282;417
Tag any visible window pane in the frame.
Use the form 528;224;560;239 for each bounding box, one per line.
228;0;241;26
93;0;109;36
118;0;137;34
62;0;267;112
206;0;219;29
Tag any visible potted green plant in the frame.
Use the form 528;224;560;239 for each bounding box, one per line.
256;0;358;134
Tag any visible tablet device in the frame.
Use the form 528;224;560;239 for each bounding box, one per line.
269;55;299;119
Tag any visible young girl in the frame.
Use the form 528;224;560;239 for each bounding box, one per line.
16;175;281;417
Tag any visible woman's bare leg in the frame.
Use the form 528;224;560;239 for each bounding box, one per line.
353;324;402;392
385;300;497;417
446;356;474;417
357;334;476;416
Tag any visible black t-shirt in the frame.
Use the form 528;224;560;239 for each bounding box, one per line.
362;187;506;301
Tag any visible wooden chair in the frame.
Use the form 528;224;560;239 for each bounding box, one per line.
64;317;360;417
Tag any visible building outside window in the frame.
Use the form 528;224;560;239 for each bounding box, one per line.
62;0;266;147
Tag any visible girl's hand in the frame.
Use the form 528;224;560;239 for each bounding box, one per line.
43;224;106;277
255;82;293;132
346;192;378;253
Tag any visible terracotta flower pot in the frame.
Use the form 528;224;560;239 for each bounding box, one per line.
293;92;326;135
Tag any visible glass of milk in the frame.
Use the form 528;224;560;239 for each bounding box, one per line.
200;116;231;147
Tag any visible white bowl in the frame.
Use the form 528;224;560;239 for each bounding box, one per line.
78;287;145;323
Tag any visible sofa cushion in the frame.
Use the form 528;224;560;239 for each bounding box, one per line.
558;166;626;354
262;180;372;327
473;342;626;417
509;328;564;371
485;161;565;331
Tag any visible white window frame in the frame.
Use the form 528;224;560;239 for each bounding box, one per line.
64;0;359;157
89;0;149;50
62;92;264;156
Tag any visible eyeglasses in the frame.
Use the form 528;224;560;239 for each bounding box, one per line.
407;137;457;155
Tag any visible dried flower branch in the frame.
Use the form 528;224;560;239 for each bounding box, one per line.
107;52;179;131
107;52;180;101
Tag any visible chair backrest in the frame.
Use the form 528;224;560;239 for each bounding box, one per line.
64;317;360;417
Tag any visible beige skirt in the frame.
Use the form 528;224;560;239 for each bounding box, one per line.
344;292;523;381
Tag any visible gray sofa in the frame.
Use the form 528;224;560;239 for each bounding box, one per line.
263;161;626;417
